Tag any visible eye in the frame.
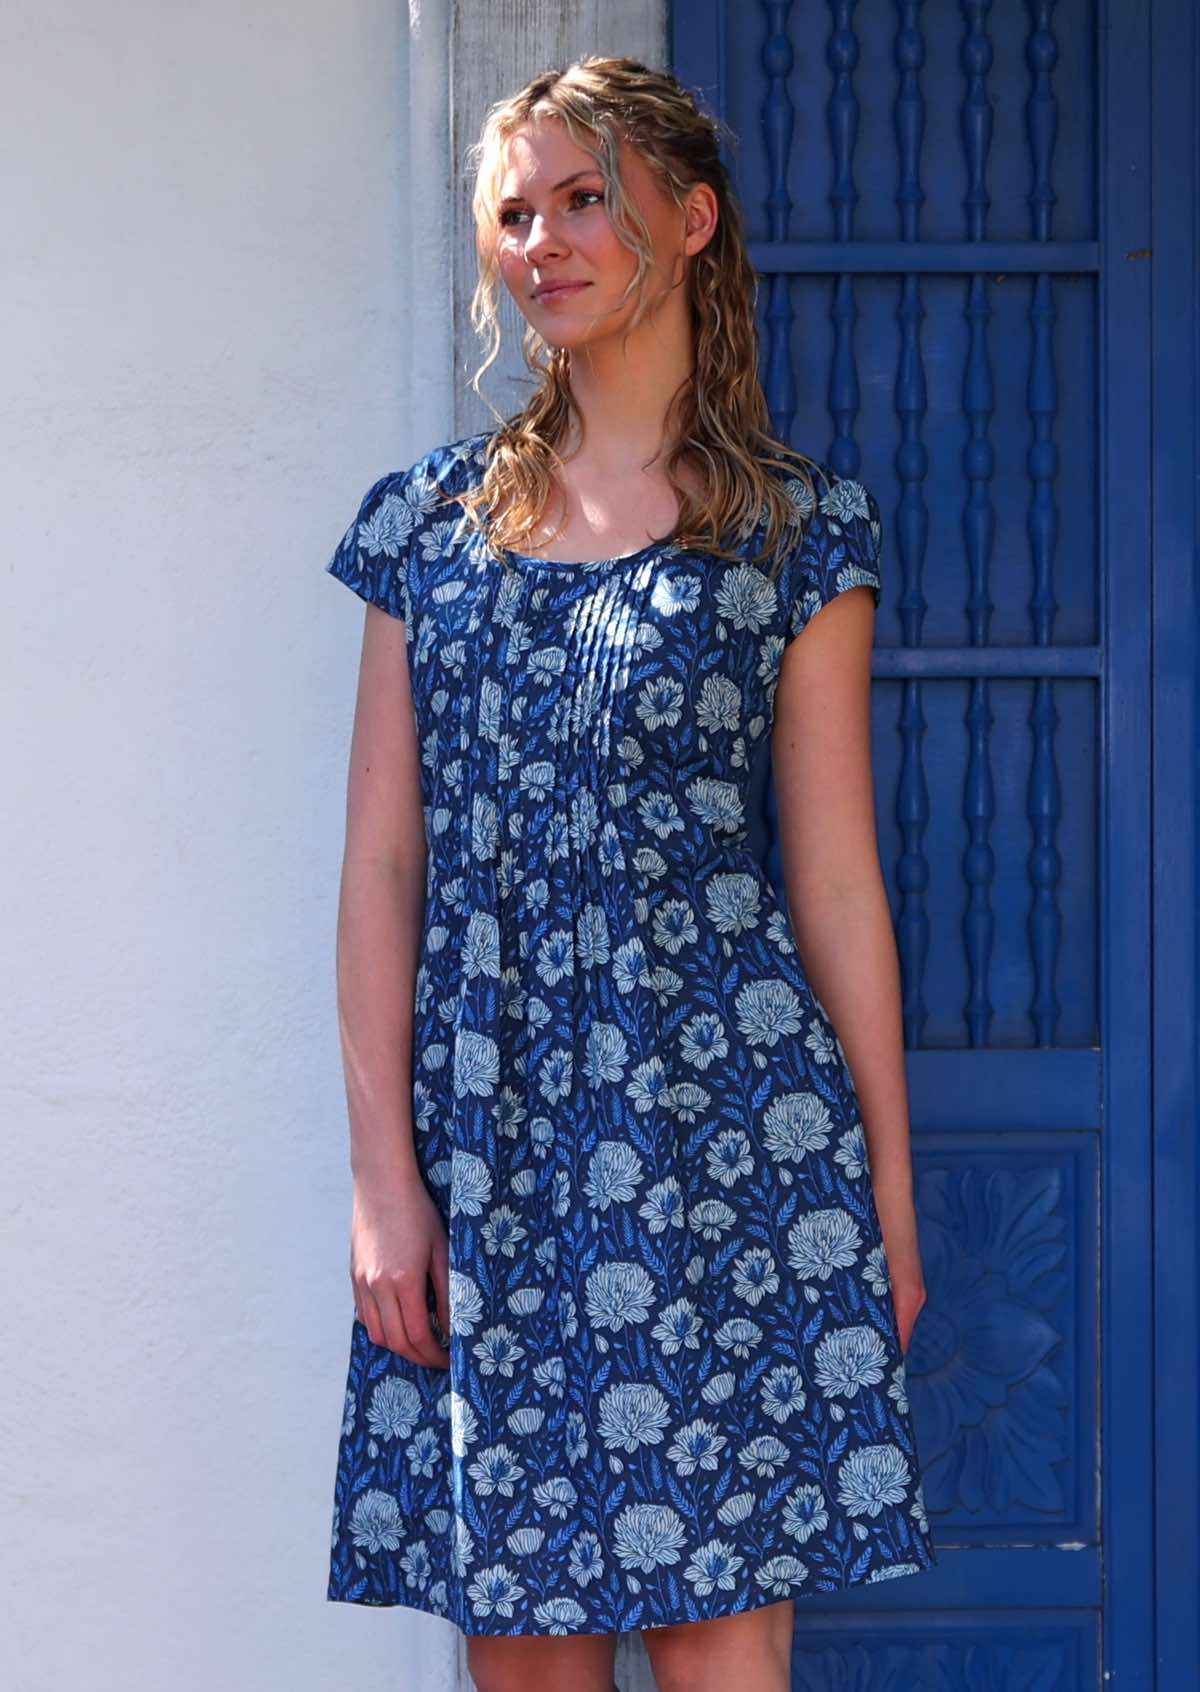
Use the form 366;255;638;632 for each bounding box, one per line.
498;188;604;227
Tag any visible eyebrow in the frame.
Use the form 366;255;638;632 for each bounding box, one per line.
497;169;602;209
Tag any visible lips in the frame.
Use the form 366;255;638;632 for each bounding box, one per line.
533;281;590;300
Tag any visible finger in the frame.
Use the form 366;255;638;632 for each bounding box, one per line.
357;1282;391;1350
351;1254;369;1330
372;1284;421;1362
398;1272;450;1370
429;1240;451;1349
355;1285;379;1340
348;1272;372;1333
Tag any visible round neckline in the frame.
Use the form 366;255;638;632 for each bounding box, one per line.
501;535;666;572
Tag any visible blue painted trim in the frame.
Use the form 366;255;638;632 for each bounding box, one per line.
824;1546;1101;1609
669;0;725;129
746;239;1100;273
873;646;1101;678
905;1051;1100;1132
1101;1;1157;1686
1151;2;1200;1686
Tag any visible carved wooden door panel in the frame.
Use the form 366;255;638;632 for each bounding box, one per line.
674;2;1156;1687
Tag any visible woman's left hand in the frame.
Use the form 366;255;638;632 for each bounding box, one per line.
887;1261;929;1357
872;1188;928;1356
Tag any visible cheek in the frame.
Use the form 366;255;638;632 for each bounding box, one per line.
580;221;639;289
495;239;528;288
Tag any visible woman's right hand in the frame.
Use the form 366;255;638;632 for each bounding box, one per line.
350;1164;451;1369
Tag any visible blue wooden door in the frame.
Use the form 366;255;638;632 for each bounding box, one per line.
672;2;1171;1686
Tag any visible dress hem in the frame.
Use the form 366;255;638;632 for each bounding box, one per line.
324;1544;937;1639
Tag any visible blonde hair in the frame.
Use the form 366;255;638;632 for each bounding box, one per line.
454;54;828;577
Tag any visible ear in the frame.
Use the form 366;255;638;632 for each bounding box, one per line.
683;180;719;255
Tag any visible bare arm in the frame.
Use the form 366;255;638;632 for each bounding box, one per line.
333;603;449;1368
771;585;926;1352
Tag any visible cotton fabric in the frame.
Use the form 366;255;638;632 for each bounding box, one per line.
323;429;937;1636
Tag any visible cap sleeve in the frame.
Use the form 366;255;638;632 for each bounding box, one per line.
325;467;417;621
784;469;883;645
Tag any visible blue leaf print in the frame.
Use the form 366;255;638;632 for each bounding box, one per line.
762;1476;792;1511
802;1311;826;1346
848;1544;873;1583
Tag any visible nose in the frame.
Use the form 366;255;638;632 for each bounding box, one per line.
524;211;568;267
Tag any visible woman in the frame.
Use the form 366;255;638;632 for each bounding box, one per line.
323;54;937;1692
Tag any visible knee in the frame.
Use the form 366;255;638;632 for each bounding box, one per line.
643;1624;721;1692
465;1635;617;1692
643;1605;793;1692
463;1651;527;1692
643;1630;710;1692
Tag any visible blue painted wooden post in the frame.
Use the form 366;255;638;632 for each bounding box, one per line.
671;0;1196;1685
1148;3;1200;1686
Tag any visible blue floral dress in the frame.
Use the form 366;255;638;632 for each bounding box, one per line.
323;429;938;1637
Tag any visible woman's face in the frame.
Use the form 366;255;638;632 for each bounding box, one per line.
493;116;701;351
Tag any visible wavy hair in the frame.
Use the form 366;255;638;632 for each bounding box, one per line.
452;54;828;578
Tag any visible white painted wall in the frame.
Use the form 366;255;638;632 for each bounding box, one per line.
1;2;664;1689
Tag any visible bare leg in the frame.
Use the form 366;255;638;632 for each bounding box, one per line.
465;1629;619;1692
641;1600;795;1692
